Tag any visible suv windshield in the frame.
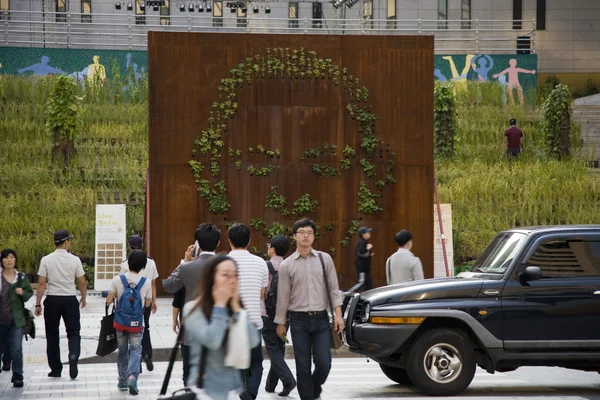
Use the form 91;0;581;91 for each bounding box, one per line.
472;232;527;274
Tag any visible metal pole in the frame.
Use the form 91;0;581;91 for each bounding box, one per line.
67;12;71;48
475;18;479;54
128;13;133;50
531;18;536;54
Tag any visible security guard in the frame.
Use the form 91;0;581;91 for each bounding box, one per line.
35;230;87;380
119;234;159;371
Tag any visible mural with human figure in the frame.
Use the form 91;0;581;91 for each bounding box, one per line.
434;54;538;104
0;48;536;104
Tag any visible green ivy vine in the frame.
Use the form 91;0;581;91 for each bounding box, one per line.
291;193;319;217
541;83;572;159
434;82;457;159
265;186;288;214
339;220;360;247
357;182;382;214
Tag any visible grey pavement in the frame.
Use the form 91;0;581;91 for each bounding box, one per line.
2;358;600;399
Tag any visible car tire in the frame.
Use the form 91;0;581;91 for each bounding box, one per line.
405;328;476;396
379;364;413;385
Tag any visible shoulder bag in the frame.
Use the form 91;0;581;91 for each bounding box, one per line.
317;252;344;350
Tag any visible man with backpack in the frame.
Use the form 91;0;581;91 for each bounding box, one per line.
106;250;152;395
262;235;296;397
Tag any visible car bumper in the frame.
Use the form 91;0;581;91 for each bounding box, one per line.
348;323;419;358
343;293;419;358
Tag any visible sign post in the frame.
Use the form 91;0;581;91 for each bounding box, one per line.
94;204;127;291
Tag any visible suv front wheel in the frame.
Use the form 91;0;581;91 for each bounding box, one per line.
406;328;476;396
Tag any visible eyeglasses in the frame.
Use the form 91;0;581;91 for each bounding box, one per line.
296;230;314;236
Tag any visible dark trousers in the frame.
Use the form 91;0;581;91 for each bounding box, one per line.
43;296;81;373
142;306;152;359
289;312;332;400
242;331;264;399
181;344;190;386
362;271;373;291
262;316;295;390
0;335;11;366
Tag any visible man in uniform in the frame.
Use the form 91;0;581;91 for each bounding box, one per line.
119;234;158;371
35;230;87;379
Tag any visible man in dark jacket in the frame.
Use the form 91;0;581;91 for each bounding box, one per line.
163;223;220;384
355;227;374;291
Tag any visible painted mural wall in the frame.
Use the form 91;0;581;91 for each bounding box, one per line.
0;48;538;103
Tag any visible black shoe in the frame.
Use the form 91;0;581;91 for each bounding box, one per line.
69;355;79;379
239;392;254;400
278;382;297;397
2;362;10;371
143;356;154;372
265;386;276;393
48;371;61;378
12;374;23;388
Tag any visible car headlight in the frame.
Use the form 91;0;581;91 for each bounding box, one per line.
361;302;371;323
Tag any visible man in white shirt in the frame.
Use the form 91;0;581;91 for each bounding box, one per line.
35;230;87;380
386;230;425;285
107;250;152;395
227;223;268;400
119;234;158;371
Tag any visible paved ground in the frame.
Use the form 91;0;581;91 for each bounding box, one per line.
3;358;600;399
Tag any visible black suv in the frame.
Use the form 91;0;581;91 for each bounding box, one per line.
343;225;600;396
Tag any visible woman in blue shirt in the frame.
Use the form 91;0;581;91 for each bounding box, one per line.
182;254;260;400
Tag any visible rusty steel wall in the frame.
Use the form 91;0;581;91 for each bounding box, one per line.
148;32;434;293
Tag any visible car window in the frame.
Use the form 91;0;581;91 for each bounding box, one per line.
527;240;600;277
472;232;527;273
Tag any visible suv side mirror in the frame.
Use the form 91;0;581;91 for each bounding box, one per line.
518;266;542;283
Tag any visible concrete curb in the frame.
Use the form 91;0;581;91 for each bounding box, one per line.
80;345;364;364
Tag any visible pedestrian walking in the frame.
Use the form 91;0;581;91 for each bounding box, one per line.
0;249;34;388
355;227;374;291
276;218;345;400
386;230;424;285
182;254;260;400
106;249;152;395
227;223;269;400
119;234;158;372
34;230;87;379
163;222;221;384
262;235;296;397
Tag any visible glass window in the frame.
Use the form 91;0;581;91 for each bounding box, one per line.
237;6;246;28
461;0;470;29
213;1;223;27
135;0;146;24
363;0;372;29
56;0;67;23
312;2;322;28
536;0;546;30
0;0;9;21
438;0;447;29
387;0;395;30
527;240;600;277
81;0;91;23
289;2;298;29
472;232;528;274
160;0;170;25
512;0;522;30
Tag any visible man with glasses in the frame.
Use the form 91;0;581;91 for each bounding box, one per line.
275;219;344;400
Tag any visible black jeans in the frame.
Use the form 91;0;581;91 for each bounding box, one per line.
289;312;332;400
43;296;81;373
181;344;190;386
242;332;264;399
142;306;152;359
262;316;295;390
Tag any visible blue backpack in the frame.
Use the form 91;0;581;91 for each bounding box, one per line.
113;275;146;333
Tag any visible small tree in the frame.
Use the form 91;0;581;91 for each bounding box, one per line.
45;75;83;167
434;83;457;158
542;83;572;159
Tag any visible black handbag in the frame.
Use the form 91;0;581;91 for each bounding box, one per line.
159;328;207;399
17;273;35;340
96;304;118;357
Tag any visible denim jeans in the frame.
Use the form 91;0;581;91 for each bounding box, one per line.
262;316;295;390
0;323;24;376
117;329;143;384
289;313;332;400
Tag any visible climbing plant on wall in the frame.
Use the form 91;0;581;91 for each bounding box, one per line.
189;47;398;250
541;83;572;159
